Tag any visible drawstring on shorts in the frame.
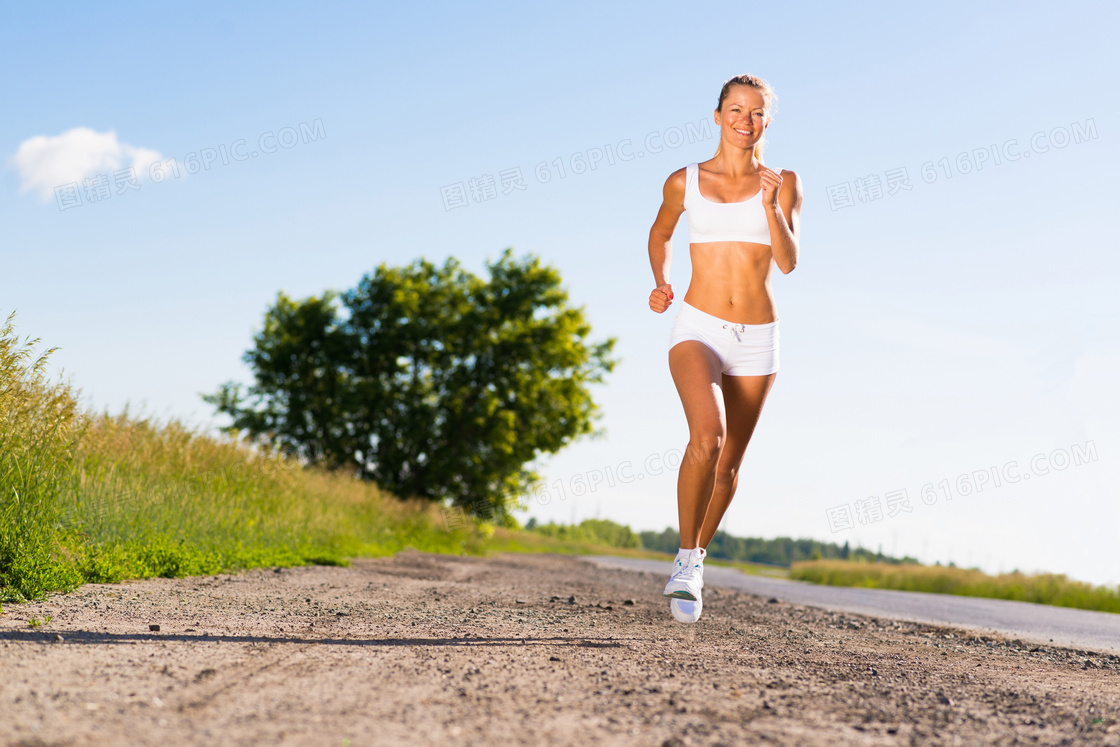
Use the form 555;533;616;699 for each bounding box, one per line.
721;322;747;341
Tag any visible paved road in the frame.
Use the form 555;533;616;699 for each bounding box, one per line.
584;556;1120;653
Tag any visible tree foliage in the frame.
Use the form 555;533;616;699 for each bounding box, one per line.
203;249;618;520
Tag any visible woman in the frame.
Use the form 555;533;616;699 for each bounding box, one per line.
646;74;803;623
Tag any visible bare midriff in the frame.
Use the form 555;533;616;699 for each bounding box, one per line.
684;240;777;324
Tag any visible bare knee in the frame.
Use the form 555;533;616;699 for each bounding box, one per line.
684;431;724;466
715;466;738;486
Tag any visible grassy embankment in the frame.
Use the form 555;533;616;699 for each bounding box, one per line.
6;314;1116;614
790;560;1120;614
0;314;654;605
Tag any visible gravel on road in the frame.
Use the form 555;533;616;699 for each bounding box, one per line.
2;551;1119;746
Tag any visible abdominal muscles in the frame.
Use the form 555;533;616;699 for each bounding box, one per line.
686;241;777;324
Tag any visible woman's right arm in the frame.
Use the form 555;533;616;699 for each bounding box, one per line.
648;167;687;313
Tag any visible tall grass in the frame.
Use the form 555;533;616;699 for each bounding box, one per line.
0;313;87;598
0;313;486;602
790;560;1120;614
59;411;483;591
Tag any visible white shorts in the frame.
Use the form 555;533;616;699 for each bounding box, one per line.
668;301;779;376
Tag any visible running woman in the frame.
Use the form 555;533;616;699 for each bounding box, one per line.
646;74;803;623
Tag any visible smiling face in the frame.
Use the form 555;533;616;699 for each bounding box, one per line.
715;84;769;155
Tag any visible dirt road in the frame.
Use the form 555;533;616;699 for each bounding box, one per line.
3;551;1119;746
589;556;1120;653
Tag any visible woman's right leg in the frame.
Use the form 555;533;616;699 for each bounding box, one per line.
668;340;726;550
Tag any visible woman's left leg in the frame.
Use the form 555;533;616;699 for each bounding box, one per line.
697;372;776;549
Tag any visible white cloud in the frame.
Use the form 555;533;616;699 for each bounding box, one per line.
7;127;164;202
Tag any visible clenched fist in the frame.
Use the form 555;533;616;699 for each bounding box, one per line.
649;283;674;313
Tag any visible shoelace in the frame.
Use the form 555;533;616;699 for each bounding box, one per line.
672;566;698;582
673;561;703;584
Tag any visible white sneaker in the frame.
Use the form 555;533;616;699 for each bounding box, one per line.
670;597;702;624
663;548;705;601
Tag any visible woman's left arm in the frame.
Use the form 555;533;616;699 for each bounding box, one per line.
761;168;803;274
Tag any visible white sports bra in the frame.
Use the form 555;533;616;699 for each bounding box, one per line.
683;161;774;245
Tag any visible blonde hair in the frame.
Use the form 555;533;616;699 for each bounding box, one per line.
712;74;777;165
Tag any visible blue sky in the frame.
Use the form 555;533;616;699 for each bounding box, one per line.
2;1;1118;585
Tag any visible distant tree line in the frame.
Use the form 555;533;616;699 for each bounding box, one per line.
523;518;918;566
639;528;918;566
524;518;641;549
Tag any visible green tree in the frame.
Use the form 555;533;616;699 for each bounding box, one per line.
203;249;618;521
